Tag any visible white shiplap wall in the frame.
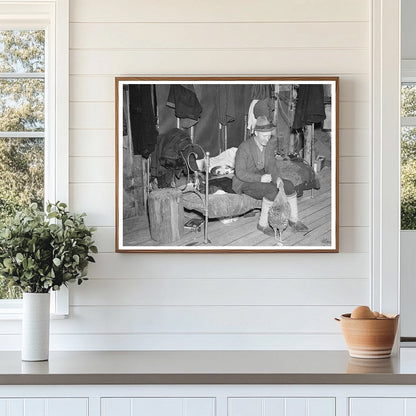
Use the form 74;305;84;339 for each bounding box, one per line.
53;0;371;350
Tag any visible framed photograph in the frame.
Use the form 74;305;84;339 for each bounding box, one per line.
115;77;338;252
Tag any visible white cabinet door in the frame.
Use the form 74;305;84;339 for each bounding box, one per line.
0;400;24;416
0;398;88;416
228;397;335;416
47;398;88;416
350;398;404;416
101;398;215;416
350;398;416;416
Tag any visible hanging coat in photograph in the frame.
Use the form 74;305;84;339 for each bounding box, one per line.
292;84;326;129
129;84;158;158
216;84;236;126
166;85;202;128
250;84;273;100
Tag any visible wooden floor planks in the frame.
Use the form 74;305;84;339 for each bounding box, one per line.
123;167;333;248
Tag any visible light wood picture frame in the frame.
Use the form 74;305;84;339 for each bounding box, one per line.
115;77;339;253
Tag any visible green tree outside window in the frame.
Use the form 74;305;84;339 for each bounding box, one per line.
0;30;45;299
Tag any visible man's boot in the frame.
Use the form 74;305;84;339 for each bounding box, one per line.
257;197;274;236
287;193;308;232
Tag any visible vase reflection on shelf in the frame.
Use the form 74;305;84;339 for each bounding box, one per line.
347;357;397;374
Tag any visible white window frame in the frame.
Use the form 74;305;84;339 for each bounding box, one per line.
0;0;69;317
400;61;416;232
400;61;416;241
399;60;416;340
371;0;401;325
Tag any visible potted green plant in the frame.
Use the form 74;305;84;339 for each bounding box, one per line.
0;202;97;361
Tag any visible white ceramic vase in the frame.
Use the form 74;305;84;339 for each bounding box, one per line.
22;292;50;361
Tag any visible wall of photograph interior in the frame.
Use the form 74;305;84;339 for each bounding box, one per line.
43;0;372;350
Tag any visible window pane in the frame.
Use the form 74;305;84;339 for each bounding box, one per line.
401;127;416;230
0;137;43;300
0;284;22;300
402;83;416;117
0;29;45;301
0;137;44;217
0;78;44;132
0;30;45;73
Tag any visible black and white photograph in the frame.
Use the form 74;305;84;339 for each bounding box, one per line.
116;77;338;252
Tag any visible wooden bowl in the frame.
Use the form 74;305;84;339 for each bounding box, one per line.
338;313;399;359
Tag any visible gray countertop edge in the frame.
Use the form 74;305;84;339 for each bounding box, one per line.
2;373;416;385
3;350;416;385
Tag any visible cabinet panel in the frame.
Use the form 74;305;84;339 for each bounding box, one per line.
101;398;215;416
24;400;45;416
185;398;215;416
228;398;335;416
101;398;131;416
0;398;87;416
0;401;7;416
228;398;263;416
351;398;416;416
405;398;416;414
131;398;182;416
7;400;23;416
47;398;88;416
309;398;336;416
264;399;285;415
349;398;405;416
285;398;307;416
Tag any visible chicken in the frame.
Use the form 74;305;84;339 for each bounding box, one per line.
268;179;291;244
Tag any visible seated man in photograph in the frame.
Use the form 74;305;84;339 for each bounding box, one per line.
232;116;308;236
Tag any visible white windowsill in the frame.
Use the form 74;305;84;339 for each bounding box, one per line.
0;285;69;318
0;312;67;320
0;298;68;319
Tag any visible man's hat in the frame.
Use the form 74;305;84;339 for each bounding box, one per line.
254;115;275;132
253;98;275;119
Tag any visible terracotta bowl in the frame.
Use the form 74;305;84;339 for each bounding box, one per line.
338;313;399;359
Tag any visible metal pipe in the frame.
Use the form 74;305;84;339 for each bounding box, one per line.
310;123;315;199
204;151;210;244
147;156;151;198
224;125;228;150
218;123;222;153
